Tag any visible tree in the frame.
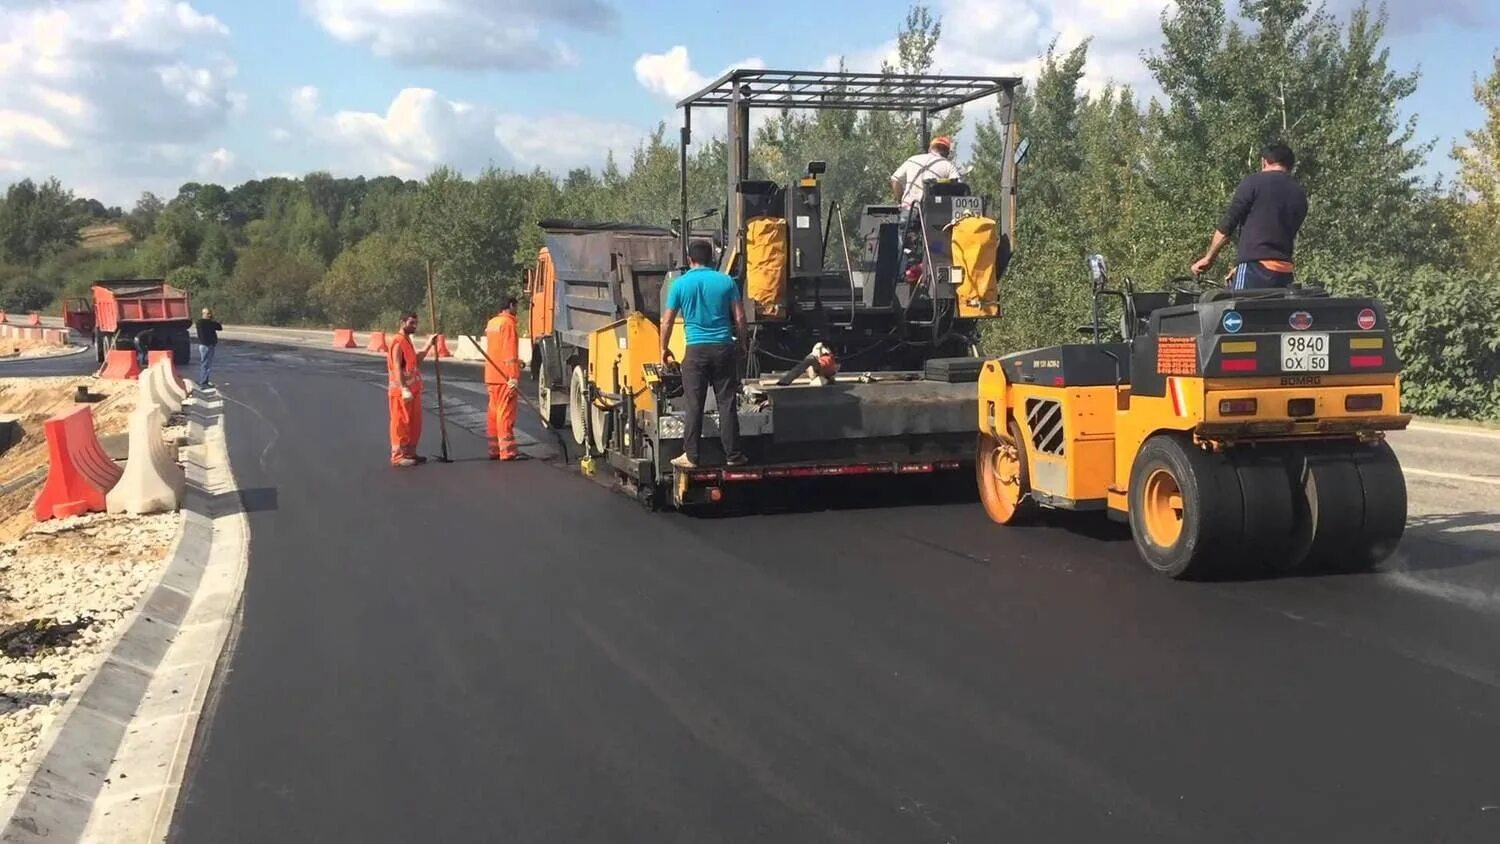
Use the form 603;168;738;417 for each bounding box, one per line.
125;192;165;239
0;178;81;265
1453;52;1500;269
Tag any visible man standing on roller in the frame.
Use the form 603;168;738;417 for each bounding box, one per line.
484;296;522;461
388;311;437;467
1192;142;1308;289
660;239;748;470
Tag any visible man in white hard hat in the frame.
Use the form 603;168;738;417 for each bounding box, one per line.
891;135;960;210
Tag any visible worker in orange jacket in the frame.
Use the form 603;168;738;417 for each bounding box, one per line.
388;311;437;467
484;296;523;460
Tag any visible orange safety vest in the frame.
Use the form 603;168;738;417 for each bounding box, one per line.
484;311;521;384
387;332;423;396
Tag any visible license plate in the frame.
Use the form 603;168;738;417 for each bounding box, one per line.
1281;332;1329;371
950;195;982;214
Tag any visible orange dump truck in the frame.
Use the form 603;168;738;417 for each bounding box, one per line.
65;279;193;365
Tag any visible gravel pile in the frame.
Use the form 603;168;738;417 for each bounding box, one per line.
0;510;178;801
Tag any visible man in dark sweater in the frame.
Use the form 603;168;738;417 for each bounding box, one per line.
195;307;222;389
1192;143;1308;289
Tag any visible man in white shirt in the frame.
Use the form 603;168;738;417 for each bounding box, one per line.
890;135;960;209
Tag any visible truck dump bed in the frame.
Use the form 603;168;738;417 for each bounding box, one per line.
93;279;191;333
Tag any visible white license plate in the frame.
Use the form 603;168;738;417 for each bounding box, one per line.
950;195;982;214
1281;332;1329;371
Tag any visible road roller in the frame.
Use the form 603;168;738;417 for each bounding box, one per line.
976;257;1411;578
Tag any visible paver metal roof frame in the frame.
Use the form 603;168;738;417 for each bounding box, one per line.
674;68;1024;263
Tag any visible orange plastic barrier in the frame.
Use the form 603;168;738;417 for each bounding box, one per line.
333;328;357;348
0;310;7;323
27;312;40;326
147;350;186;389
432;334;452;358
31;406;123;520
366;330;389;352
100;349;143;380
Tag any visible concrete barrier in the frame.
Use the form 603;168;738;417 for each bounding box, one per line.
139;364;182;415
31;406;122;520
106;405;183;515
449;334;533;366
333;328;357;348
153;358;189;405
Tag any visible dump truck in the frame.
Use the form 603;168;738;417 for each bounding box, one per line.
537;69;1023;511
65;279;193;366
975;257;1410;578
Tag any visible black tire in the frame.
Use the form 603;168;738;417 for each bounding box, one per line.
1286;446;1366;572
1128;434;1244;579
1329;441;1406;572
94;331;105;365
534;340;567;429
171;331;191;366
1232;450;1299;574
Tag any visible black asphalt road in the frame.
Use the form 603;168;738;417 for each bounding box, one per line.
169;340;1500;843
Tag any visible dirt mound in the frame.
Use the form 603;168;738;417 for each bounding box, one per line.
0;377;136;543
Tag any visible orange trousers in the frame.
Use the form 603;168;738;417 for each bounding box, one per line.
486;383;519;459
388;389;423;464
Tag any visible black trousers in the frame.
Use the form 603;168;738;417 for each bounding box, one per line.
681;342;741;463
1232;261;1294;290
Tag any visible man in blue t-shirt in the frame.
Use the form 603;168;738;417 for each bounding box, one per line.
660;240;748;469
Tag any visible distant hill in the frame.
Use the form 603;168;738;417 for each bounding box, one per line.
79;223;132;250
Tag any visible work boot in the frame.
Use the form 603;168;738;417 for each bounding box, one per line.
670;453;696;469
725;453;749;467
393;457;418;467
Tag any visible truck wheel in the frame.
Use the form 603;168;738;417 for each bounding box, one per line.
977;420;1035;525
534;342;566;429
94;331;105;365
1232;451;1299;575
171;331;191;366
1128;434;1243;579
569;366;589;447
1286;447;1365;572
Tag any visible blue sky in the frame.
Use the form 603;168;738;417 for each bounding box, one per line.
0;0;1494;205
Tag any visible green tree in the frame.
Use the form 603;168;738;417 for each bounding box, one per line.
0;178;81;265
1453;52;1500;269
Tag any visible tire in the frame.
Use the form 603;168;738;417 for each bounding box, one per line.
1286;446;1366;572
977;420;1036;525
1232;450;1299;575
590;399;612;456
1302;441;1405;572
1128;434;1244;579
94;331;105;365
534;341;566;429
568;365;589;448
171;331;191;366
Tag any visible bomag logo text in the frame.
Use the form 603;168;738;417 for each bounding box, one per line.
1280;375;1321;386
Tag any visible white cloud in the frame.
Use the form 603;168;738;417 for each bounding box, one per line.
302;0;617;70
289;85;646;179
635;47;766;102
196;147;237;179
0;0;240;203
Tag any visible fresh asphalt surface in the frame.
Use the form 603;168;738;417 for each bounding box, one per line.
11;332;1500;841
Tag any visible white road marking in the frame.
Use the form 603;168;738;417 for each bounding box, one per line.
1404;467;1500;488
1407;421;1500;440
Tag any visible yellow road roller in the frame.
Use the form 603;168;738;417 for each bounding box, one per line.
976;257;1410;578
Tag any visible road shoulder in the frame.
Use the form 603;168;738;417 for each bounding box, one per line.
0;394;250;842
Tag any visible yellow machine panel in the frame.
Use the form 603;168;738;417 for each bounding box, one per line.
587;312;686;415
950;215;1000;318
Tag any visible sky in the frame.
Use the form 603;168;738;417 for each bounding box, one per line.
0;0;1495;206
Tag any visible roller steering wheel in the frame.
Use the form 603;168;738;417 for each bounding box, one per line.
1168;274;1213;297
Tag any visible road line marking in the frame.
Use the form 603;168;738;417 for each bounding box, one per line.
1407;421;1500;441
1404;467;1500;487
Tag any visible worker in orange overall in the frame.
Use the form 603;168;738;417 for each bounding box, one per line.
388;311;437;467
484;296;523;460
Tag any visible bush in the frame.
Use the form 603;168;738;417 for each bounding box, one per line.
1329;265;1500;420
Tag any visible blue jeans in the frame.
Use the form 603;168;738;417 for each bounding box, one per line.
199;344;216;384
